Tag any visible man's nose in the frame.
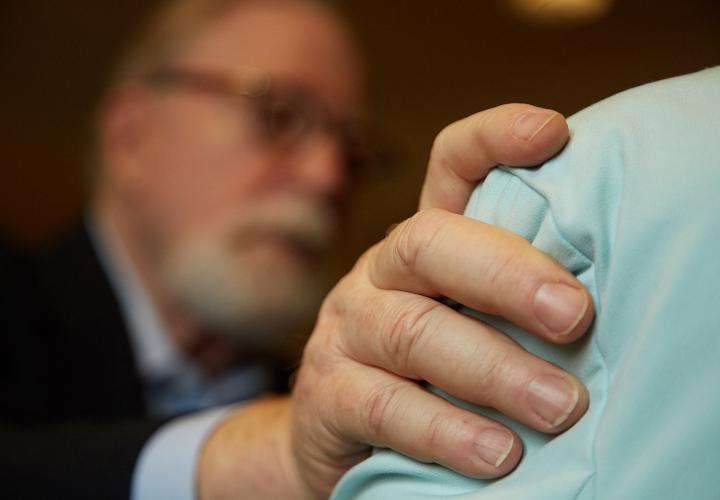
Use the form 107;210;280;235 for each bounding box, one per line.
290;131;348;198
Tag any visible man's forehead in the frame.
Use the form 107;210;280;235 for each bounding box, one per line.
174;0;362;115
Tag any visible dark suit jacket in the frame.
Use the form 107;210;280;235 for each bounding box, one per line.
1;226;163;499
1;224;294;499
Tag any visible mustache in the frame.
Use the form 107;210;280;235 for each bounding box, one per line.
225;197;339;253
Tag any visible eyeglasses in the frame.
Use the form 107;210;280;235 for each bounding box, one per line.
143;66;381;177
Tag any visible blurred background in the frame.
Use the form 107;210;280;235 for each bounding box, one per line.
2;0;719;271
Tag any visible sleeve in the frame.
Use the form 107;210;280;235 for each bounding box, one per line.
331;67;720;500
131;406;234;500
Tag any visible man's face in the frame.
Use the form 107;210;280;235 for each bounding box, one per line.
114;1;364;345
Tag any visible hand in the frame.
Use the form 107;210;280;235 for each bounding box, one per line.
292;104;592;496
198;105;594;499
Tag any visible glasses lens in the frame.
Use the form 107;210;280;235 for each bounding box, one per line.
257;98;309;146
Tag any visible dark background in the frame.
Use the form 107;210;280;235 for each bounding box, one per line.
2;0;719;271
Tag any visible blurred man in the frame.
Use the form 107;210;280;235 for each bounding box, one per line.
90;0;366;415
1;0;596;498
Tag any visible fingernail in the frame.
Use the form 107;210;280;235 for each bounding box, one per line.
512;111;557;141
475;428;514;467
527;374;579;428
533;282;588;335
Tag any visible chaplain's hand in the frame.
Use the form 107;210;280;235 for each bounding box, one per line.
198;105;594;499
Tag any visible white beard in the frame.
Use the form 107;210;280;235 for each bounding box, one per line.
160;196;338;351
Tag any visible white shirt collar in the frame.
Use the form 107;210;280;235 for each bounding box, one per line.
85;214;191;384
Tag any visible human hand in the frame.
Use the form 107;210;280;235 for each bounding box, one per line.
291;104;593;497
197;105;593;499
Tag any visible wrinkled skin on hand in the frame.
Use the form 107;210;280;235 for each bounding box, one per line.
291;104;593;497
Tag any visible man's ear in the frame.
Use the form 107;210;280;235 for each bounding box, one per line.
97;84;156;194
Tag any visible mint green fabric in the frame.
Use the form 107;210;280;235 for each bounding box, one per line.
332;67;720;500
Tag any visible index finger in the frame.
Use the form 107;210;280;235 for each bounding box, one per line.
369;209;593;343
419;104;569;212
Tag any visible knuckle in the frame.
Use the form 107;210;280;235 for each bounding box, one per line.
470;108;497;145
301;334;335;380
429;123;464;180
316;269;381;358
430;123;454;162
318;267;361;325
423;408;457;459
316;290;341;326
302;301;359;382
431;110;497;175
299;333;338;387
483;235;535;307
363;380;407;439
485;243;523;289
472;345;516;399
354;242;382;274
305;362;370;442
385;300;443;375
390;209;447;276
431;120;480;185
